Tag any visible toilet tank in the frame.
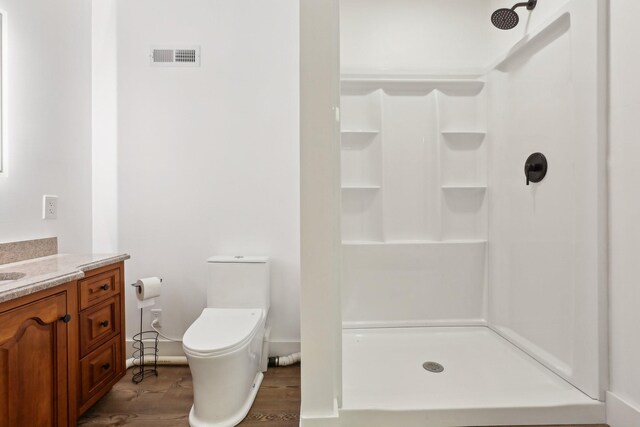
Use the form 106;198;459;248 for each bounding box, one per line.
206;256;270;312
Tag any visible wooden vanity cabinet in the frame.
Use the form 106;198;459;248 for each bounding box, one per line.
0;282;78;427
0;260;126;426
77;263;126;415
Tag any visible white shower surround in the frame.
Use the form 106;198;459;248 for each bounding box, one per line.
487;4;608;400
338;0;608;424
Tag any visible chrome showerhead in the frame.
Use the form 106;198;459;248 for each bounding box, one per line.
491;0;537;30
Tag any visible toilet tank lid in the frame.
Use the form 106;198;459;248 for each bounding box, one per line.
207;256;269;264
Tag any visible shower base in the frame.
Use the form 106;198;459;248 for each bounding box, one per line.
341;326;605;426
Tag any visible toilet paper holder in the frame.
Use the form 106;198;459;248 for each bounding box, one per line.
130;278;163;384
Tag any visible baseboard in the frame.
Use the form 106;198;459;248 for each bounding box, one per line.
607;391;640;427
125;339;301;359
299;415;340;427
300;399;340;427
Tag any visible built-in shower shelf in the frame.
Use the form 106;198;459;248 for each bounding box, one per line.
342;240;386;245
441;130;486;135
441;131;487;148
341;130;380;150
441;131;486;138
442;185;487;190
342;185;381;190
342;239;487;246
341;76;485;95
342;130;380;135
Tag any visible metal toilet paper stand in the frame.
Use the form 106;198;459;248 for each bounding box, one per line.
131;281;160;384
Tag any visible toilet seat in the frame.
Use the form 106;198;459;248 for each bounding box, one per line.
183;308;264;358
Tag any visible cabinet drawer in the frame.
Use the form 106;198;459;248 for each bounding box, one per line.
80;296;120;357
79;337;122;405
79;268;120;310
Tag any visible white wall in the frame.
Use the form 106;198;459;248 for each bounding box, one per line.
116;0;300;349
340;0;582;76
92;0;118;254
340;0;490;75
0;0;92;252
607;0;640;424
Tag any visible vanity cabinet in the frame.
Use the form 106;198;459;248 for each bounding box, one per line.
0;283;76;427
77;263;126;415
0;261;126;426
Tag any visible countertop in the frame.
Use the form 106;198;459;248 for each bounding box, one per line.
0;253;131;303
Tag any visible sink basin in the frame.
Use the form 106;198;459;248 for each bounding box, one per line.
0;272;27;285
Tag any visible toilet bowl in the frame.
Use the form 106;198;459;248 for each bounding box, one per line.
183;308;266;427
183;256;270;427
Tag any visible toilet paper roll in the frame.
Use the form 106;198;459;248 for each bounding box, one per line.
136;277;162;301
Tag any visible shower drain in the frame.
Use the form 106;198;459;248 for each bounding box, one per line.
422;361;444;373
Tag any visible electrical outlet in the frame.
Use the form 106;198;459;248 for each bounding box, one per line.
42;195;58;220
151;309;162;327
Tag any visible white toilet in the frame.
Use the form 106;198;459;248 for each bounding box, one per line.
183;256;270;427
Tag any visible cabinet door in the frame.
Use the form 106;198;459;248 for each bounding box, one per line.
0;293;69;427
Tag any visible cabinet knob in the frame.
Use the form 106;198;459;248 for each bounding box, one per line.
60;314;72;323
100;320;110;328
102;363;111;370
100;284;110;291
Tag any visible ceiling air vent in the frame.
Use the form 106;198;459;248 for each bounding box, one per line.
150;46;200;67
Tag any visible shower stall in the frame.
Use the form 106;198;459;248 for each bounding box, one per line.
300;0;608;425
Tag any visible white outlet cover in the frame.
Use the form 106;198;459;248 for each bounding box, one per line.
43;195;58;220
151;308;162;327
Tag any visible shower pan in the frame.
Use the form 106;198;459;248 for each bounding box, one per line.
334;0;608;425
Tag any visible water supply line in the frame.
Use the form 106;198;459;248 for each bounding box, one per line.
125;318;188;369
127;318;301;369
151;318;182;342
127;352;302;369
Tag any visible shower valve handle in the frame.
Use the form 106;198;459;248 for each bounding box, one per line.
525;163;540;185
524;153;548;186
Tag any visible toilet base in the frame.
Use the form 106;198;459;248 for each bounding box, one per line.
188;371;264;427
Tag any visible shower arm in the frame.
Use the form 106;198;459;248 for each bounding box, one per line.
511;0;537;11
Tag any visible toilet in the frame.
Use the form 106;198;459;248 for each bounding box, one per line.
183;256;270;427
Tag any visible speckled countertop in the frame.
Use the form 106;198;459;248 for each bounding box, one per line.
0;253;131;303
